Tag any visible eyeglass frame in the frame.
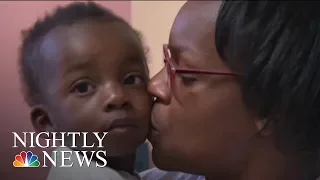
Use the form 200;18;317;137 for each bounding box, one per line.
163;44;242;92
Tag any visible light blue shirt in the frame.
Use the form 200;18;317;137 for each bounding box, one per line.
140;168;205;180
47;147;140;180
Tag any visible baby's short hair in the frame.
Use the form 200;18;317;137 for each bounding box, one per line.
19;2;136;107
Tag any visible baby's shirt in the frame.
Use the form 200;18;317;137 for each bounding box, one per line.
140;168;204;180
46;147;140;180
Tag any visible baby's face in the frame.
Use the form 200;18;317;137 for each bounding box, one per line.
39;20;151;156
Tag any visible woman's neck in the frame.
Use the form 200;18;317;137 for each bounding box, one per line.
205;145;318;180
205;159;311;180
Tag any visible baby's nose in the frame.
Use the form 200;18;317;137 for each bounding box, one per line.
102;84;129;112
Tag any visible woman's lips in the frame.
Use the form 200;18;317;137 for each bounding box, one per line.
148;123;160;143
150;112;160;132
149;119;160;136
151;123;159;132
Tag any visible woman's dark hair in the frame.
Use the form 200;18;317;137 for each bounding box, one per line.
216;1;320;152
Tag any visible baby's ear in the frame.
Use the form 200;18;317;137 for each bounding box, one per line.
30;104;55;136
21;29;30;40
134;29;150;54
143;45;150;55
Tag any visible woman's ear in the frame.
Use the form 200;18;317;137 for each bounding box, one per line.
30;104;55;134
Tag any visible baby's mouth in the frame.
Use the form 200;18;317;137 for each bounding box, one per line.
106;118;138;133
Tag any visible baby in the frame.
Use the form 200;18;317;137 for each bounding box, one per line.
18;2;151;180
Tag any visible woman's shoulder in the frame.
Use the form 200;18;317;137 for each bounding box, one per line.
140;168;204;180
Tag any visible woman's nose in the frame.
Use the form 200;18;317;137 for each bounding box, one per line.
148;68;171;104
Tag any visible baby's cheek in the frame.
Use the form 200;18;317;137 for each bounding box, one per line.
133;91;152;111
64;114;100;132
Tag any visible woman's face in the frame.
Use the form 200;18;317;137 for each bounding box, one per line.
148;1;259;176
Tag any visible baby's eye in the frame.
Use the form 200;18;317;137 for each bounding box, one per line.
123;74;145;86
70;81;96;96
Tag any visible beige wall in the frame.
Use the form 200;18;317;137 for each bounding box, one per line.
131;1;186;76
131;1;185;167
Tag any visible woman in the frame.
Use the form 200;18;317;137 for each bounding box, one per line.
142;1;320;180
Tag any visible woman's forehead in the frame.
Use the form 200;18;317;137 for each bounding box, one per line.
169;1;220;48
169;16;216;62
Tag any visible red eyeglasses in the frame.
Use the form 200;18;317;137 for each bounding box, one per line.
163;44;241;99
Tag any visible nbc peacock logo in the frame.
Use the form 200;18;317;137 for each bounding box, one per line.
13;151;40;167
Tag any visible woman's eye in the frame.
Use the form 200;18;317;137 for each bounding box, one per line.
71;81;96;96
178;74;198;86
123;74;145;85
